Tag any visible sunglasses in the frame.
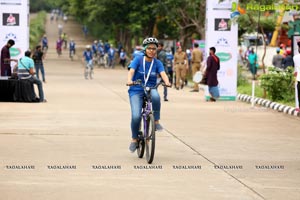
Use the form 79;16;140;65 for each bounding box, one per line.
146;47;157;51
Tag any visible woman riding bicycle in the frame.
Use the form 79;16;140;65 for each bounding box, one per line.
127;37;171;153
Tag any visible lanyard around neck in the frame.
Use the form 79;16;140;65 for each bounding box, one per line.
143;56;154;85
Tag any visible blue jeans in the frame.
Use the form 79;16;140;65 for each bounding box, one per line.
129;90;161;139
208;86;220;99
1;66;11;76
35;63;45;82
29;76;44;102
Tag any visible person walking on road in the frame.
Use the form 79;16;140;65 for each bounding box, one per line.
190;43;203;92
127;37;171;153
82;45;93;79
1;39;18;76
205;47;220;102
174;46;188;90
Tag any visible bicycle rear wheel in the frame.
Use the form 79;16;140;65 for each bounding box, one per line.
145;113;155;164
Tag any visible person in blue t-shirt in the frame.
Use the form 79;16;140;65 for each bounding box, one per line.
127;46;144;70
108;45;115;68
82;45;93;79
41;35;48;54
69;39;76;59
119;48;127;68
127;37;171;153
166;48;174;85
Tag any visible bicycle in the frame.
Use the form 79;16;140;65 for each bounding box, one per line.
127;79;168;164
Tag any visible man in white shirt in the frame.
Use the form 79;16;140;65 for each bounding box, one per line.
292;45;300;111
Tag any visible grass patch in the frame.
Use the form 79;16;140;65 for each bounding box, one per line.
30;11;47;50
238;81;296;107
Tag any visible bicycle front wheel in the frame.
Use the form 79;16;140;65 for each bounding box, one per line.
137;120;145;158
145;113;155;164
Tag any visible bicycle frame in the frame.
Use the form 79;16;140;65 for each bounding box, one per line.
141;88;153;139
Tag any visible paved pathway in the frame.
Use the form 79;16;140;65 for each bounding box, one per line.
0;14;300;200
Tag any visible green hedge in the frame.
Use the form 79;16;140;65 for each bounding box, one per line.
29;11;47;50
260;67;295;102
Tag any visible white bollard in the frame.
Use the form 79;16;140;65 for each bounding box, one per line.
251;80;255;108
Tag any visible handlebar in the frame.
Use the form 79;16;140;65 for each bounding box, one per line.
126;79;171;88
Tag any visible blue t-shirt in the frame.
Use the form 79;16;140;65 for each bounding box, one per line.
120;51;126;60
92;44;97;53
128;56;164;97
166;53;174;68
132;50;144;59
42;37;48;47
69;42;76;50
18;56;34;79
98;46;104;55
83;50;93;61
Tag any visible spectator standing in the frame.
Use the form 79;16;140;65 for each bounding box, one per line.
132;46;144;60
157;42;169;101
108;45;116;68
18;50;46;102
174;46;188;90
190;43;203;92
186;48;192;85
205;47;220;102
1;39;17;76
279;44;286;57
244;46;251;69
41;35;48;54
166;48;174;86
293;45;300;112
272;48;284;69
282;49;294;70
238;47;245;67
32;45;46;83
248;48;258;80
119;48;127;68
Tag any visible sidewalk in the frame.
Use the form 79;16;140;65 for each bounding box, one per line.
0;14;300;200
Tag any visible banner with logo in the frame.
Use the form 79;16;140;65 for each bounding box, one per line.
205;0;238;101
0;0;29;73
